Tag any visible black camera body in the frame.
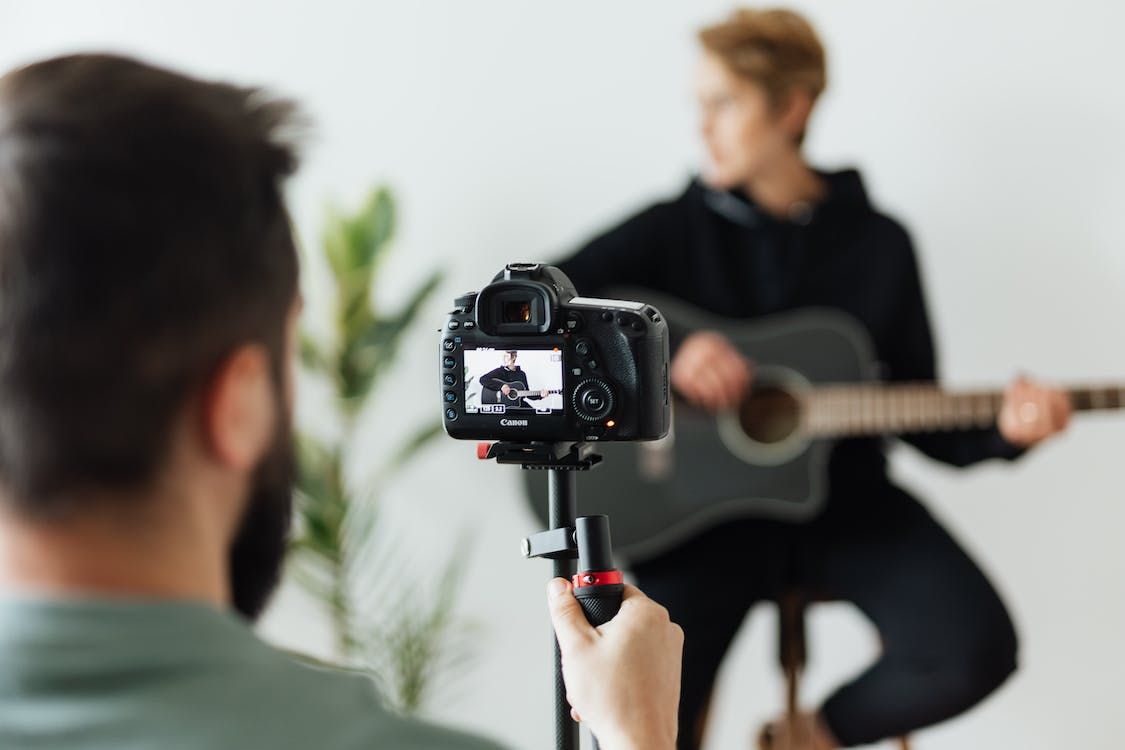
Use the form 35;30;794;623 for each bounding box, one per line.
441;263;670;443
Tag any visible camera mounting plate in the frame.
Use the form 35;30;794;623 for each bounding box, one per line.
477;440;602;471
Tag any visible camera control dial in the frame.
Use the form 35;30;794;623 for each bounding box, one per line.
572;378;615;422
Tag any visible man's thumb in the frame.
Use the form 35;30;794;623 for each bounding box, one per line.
547;578;594;650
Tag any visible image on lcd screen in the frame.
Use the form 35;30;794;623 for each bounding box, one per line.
463;347;564;415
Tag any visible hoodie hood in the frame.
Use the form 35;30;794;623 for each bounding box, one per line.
694;168;872;229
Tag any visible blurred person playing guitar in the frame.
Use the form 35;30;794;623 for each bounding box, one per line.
558;8;1069;750
480;350;552;405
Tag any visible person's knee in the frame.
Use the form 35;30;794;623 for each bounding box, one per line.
934;614;1019;711
975;618;1019;692
960;636;1017;700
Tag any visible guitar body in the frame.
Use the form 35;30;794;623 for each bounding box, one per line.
523;291;880;565
482;379;530;405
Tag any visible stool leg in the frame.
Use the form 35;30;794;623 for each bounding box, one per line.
778;593;808;749
785;664;800;725
775;593;913;750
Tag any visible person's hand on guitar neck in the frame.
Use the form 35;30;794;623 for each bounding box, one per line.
670;330;754;412
998;376;1072;448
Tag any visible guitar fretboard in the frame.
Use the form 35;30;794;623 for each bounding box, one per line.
800;384;1125;438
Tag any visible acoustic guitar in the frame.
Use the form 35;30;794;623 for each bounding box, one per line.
482;380;563;405
523;290;1123;565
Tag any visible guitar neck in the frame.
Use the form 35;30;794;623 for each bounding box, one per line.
802;384;1125;438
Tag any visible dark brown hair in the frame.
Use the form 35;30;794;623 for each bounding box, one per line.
0;54;301;515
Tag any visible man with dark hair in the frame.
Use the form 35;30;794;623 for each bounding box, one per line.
0;54;682;749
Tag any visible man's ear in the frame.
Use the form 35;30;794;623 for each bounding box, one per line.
202;344;275;471
778;89;814;142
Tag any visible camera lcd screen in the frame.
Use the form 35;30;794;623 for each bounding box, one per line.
463;346;564;416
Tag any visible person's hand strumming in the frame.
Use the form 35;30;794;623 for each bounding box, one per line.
670;330;753;412
547;579;683;750
998;376;1071;447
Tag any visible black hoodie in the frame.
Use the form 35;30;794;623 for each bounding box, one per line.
557;170;1021;507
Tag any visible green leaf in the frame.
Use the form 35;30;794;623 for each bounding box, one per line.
322;207;350;282
357;539;475;715
290;183;474;715
376;421;443;485
299;332;333;374
385;268;443;338
323;187;396;289
348;187;395;273
339;270;444;406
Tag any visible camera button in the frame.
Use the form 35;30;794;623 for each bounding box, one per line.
575;341;590;357
600;312;613;322
444;408;458;421
443;391;458;403
442;373;457;387
572;378;614;422
443;356;456;369
565;312;583;331
586;359;598;370
463;320;476;330
442;338;457;352
447;320;461;330
453;293;476;312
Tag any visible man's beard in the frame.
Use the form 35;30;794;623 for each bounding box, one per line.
227;422;295;621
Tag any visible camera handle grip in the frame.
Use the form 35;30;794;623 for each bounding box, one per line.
570;515;624;750
572;515;623;627
574;582;625;627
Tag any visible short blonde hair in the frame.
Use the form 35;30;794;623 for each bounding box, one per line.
698;8;827;105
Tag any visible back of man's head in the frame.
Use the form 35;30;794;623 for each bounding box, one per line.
0;54;300;517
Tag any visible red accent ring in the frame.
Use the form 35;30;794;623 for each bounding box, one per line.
572;570;624;588
476;442;493;460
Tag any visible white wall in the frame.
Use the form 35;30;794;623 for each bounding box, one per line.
4;1;1125;747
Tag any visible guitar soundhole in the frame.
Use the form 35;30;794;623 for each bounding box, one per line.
739;386;801;445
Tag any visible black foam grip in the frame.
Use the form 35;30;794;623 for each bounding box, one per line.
574;583;625;627
575;584;623;750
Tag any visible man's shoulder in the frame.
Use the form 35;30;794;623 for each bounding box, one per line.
232;648;507;749
0;599;502;750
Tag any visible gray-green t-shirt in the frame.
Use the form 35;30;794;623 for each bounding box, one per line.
0;596;506;749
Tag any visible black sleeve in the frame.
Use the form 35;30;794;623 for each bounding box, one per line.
555;200;691;350
479;367;510;391
555;204;669;296
882;226;1024;467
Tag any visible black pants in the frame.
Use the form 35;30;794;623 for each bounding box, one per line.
631;485;1018;748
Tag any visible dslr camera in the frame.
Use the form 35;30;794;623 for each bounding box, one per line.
441;263;670;442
